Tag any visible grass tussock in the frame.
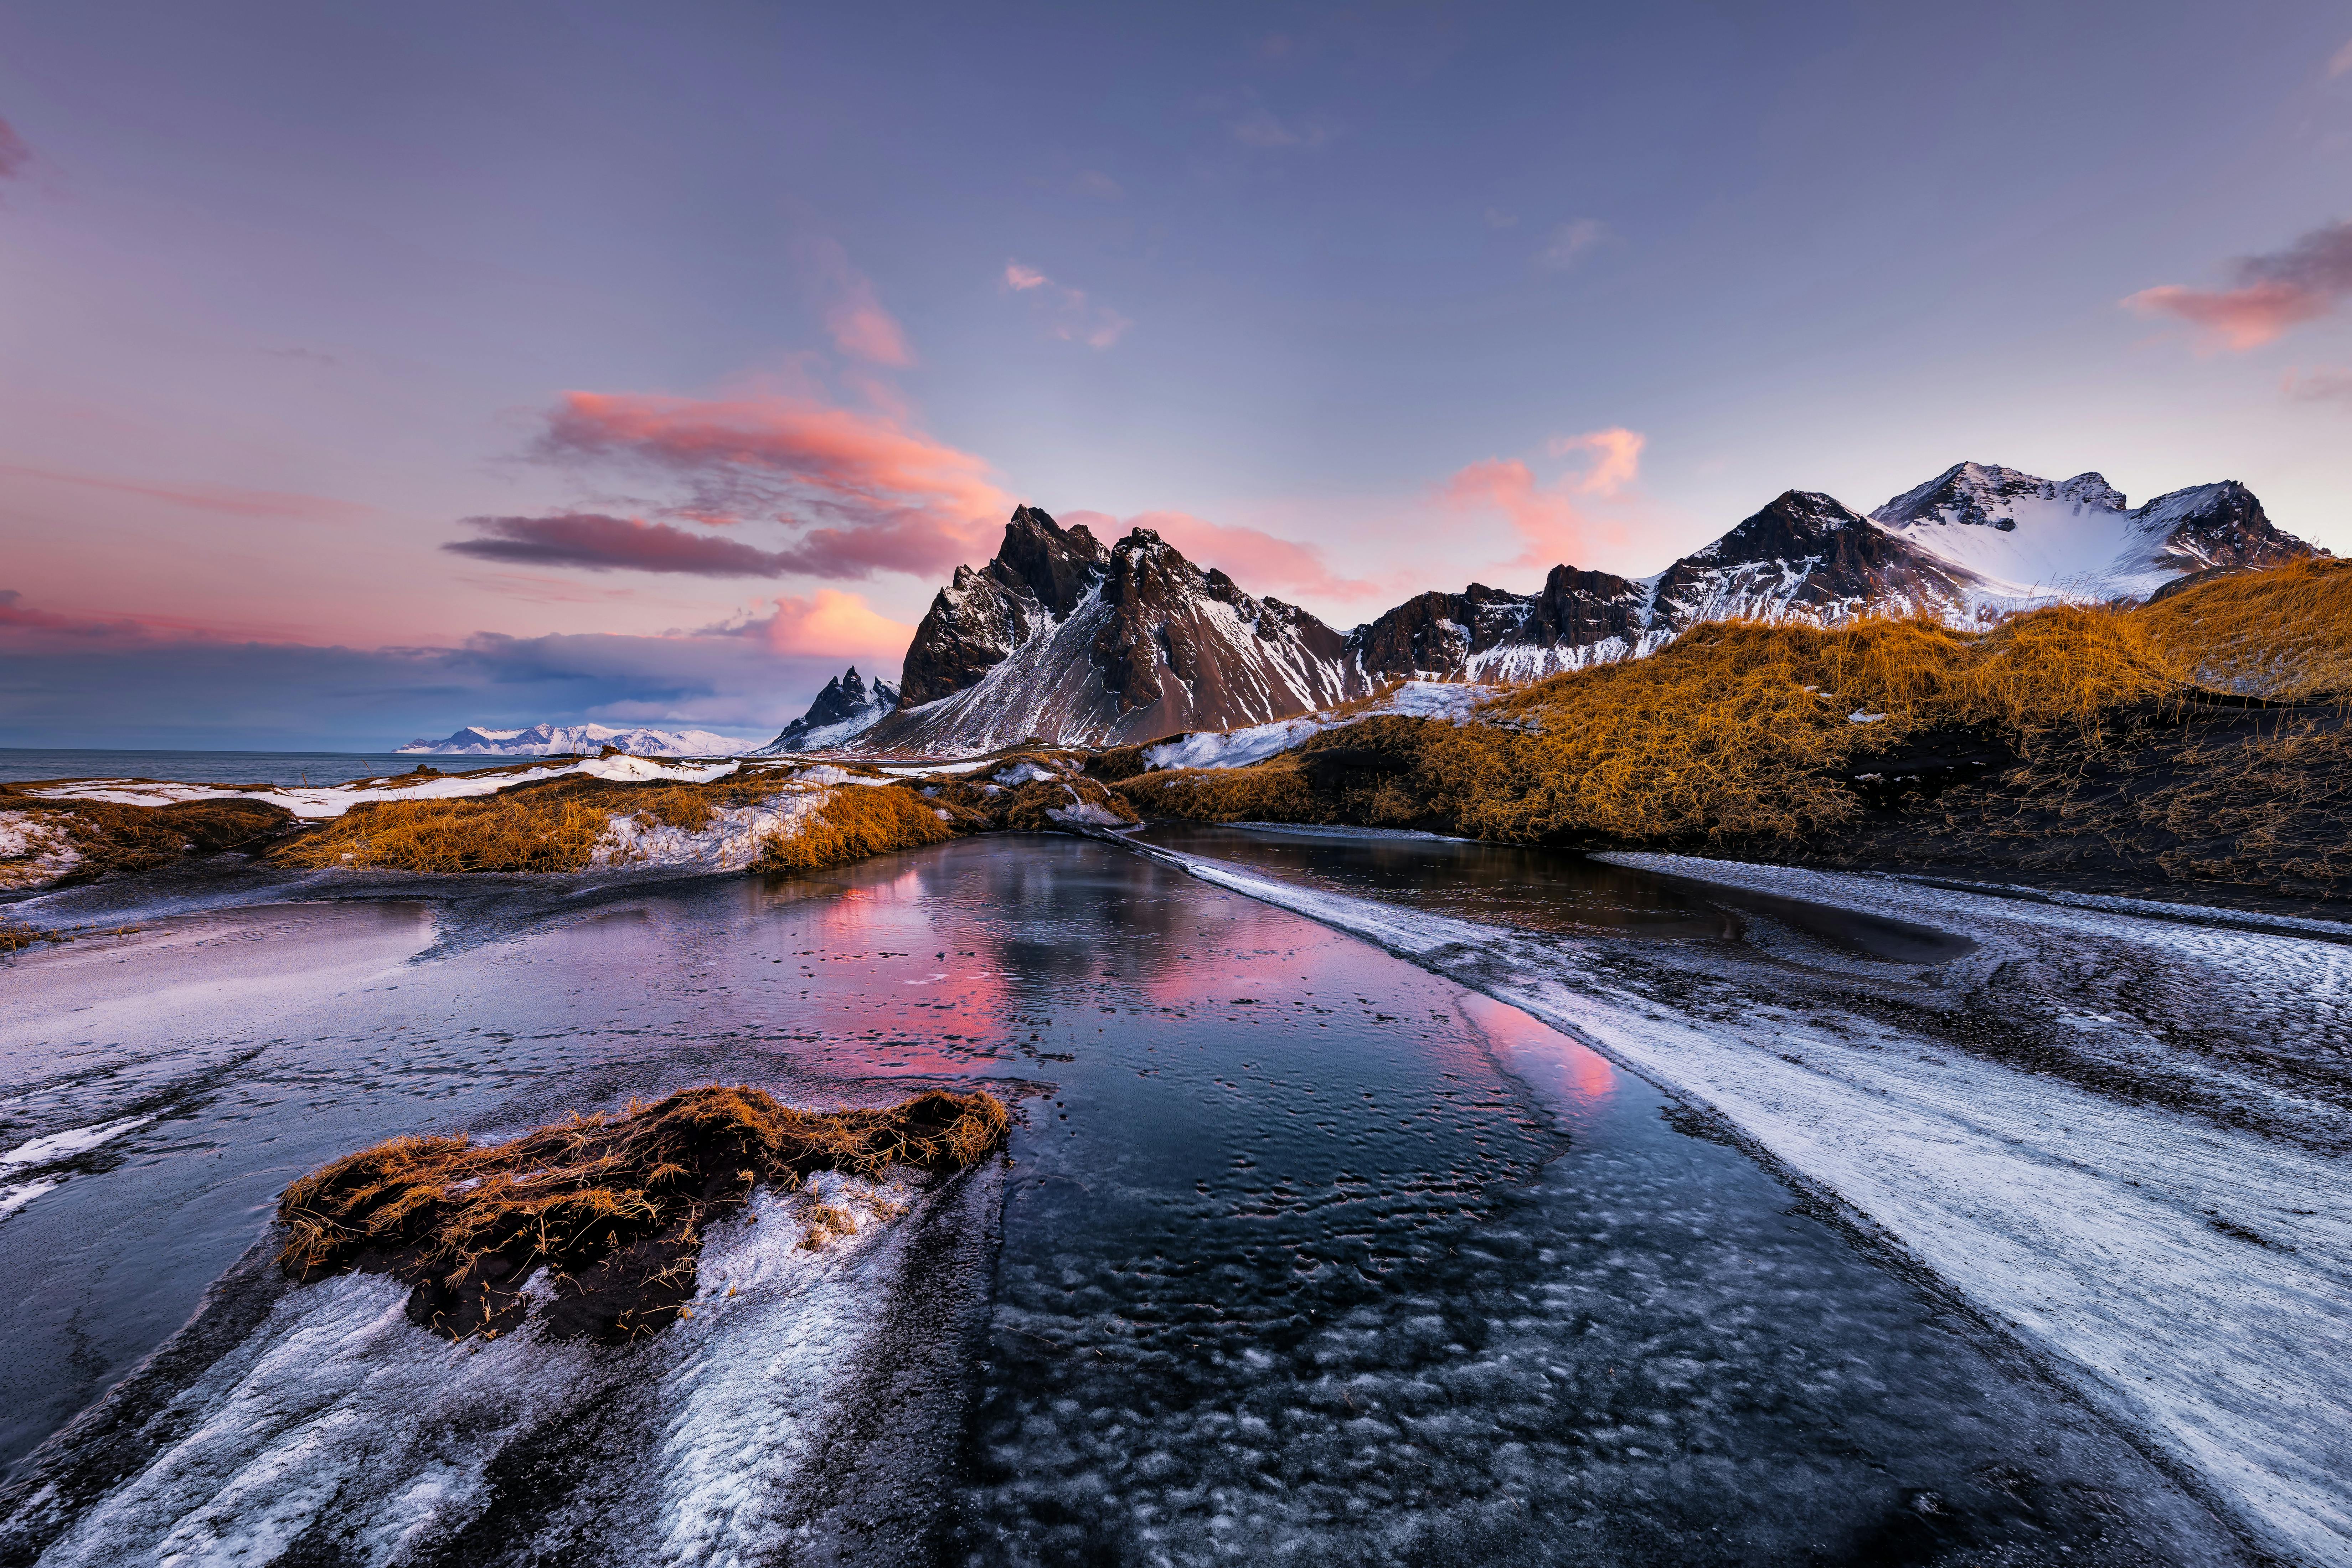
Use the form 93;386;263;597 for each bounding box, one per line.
275;770;857;875
277;793;615;874
1;796;293;887
2136;556;2352;701
755;784;960;873
278;1083;1009;1342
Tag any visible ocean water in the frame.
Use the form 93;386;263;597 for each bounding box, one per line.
0;749;494;787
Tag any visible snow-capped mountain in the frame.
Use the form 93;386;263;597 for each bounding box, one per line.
397;722;751;757
746;667;901;753
1346;465;2321;681
860;506;1370;752
853;473;2320;754
1868;463;2307;616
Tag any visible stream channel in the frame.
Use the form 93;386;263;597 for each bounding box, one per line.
0;830;2286;1566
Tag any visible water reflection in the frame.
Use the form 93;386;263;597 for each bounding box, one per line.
1131;821;1975;964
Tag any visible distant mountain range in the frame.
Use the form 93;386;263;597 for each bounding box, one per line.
847;463;2319;753
397;722;752;757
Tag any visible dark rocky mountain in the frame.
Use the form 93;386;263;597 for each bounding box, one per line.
861;507;1370;752
857;469;2323;752
748;666;901;753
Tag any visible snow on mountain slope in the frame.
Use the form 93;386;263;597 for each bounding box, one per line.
747;667;901;754
399;722;753;757
1869;463;2315;616
860;509;1371;753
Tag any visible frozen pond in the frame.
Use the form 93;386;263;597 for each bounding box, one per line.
0;836;2280;1564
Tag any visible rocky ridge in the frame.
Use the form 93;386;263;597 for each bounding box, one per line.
749;667;901;754
859;465;2322;752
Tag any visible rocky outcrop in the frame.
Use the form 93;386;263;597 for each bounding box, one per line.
751;667;901;754
862;510;1369;752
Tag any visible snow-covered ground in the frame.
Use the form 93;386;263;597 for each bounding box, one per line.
1140;680;1502;771
9;1167;991;1566
1137;839;2352;1567
24;755;746;820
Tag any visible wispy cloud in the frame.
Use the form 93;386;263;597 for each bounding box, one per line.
0;117;27;185
2283;365;2352;401
1484;208;1519;230
2329;37;2352;77
1439;427;1646;570
530;390;1011;580
1536;219;1611;272
2123;218;2352;350
1071;170;1123;200
445;512;796;576
800;236;914;367
0;460;377;523
1001;262;1131;349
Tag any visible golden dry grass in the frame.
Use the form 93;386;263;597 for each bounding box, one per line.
2136;556;2352;700
277;792;616;874
754;784;960;873
1121;585;2343;850
2;796;293;885
278;1083;1008;1340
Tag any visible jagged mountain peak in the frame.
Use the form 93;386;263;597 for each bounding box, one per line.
1872;463;2129;533
749;665;902;754
862;506;1367;751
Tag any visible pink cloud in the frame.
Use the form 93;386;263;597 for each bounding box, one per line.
753;588;915;660
535;391;1011;580
0;589;305;649
1001;261;1131;349
0;117;28;184
1440;427;1647;569
802;237;913;367
445;512;795;576
1546;427;1644;495
2330;37;2352;77
2124;219;2352;350
1062;509;1381;600
0;461;377;523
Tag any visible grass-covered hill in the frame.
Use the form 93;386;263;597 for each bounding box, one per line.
1114;559;2352;914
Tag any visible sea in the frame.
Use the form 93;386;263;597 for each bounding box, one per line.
0;749;508;787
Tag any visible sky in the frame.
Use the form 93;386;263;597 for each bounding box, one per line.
3;0;2350;749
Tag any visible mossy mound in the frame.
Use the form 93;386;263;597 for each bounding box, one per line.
277;1084;1009;1342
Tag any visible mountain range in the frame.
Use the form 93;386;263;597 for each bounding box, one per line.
841;462;2318;753
396;722;752;757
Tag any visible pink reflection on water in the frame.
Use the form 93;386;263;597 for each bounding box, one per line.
1458;990;1618;1110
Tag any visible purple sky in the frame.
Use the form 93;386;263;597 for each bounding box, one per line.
4;1;2351;747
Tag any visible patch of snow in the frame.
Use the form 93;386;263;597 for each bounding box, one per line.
1;1114;153;1171
1047;800;1127;827
993;760;1059;786
30;759;737;821
0;813;84;889
1145;718;1323;772
0;1180;59;1221
1847;710;1885;723
592;791;825;873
